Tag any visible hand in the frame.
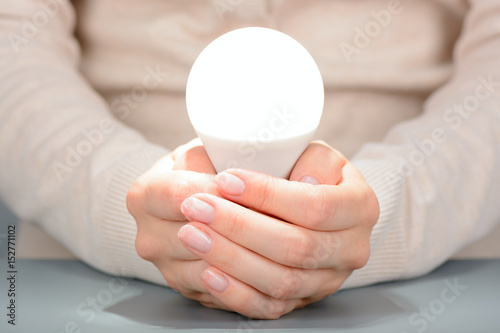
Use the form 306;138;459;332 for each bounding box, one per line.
127;139;232;309
178;141;379;319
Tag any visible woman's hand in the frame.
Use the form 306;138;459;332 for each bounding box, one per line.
178;141;379;319
127;139;234;310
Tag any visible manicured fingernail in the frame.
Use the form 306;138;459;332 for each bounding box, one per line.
178;225;212;253
299;175;320;185
181;197;215;224
214;171;246;195
201;269;228;293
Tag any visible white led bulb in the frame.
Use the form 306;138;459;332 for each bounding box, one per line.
186;27;324;178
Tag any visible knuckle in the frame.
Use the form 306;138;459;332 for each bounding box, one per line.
282;229;317;268
300;232;342;269
229;292;271;319
349;241;371;270
232;292;253;314
225;210;247;240
323;233;342;264
358;184;379;227
304;188;334;229
199;300;220;310
252;176;276;211
367;190;380;226
263;299;288;319
135;233;162;263
126;177;146;218
165;174;193;203
320;273;347;297
164;172;215;203
164;272;181;292
270;270;302;300
247;298;288;320
239;295;291;320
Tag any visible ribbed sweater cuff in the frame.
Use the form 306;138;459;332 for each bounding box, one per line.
95;144;169;286
340;158;408;289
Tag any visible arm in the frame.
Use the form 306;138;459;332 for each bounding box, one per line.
344;0;500;288
0;0;167;283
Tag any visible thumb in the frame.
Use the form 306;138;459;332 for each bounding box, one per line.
289;140;344;185
172;138;216;174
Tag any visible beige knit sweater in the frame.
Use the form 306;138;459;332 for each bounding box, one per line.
1;0;500;288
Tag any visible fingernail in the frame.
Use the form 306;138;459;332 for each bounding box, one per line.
181;197;215;224
201;269;228;293
299;175;320;185
178;225;212;253
214;171;246;195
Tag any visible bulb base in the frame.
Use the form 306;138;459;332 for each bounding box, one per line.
196;128;316;179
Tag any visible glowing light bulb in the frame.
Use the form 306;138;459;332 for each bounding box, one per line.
186;27;324;178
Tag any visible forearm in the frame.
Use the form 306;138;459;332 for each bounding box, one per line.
0;0;167;283
344;0;500;288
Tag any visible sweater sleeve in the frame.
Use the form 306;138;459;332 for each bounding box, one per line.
0;0;168;284
342;0;500;289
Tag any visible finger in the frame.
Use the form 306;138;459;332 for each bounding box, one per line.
289;140;345;185
171;138;202;161
200;266;298;319
172;138;216;174
197;294;233;312
177;222;345;299
137;170;219;220
157;258;210;293
181;193;343;268
135;216;198;261
213;166;371;231
157;260;231;311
